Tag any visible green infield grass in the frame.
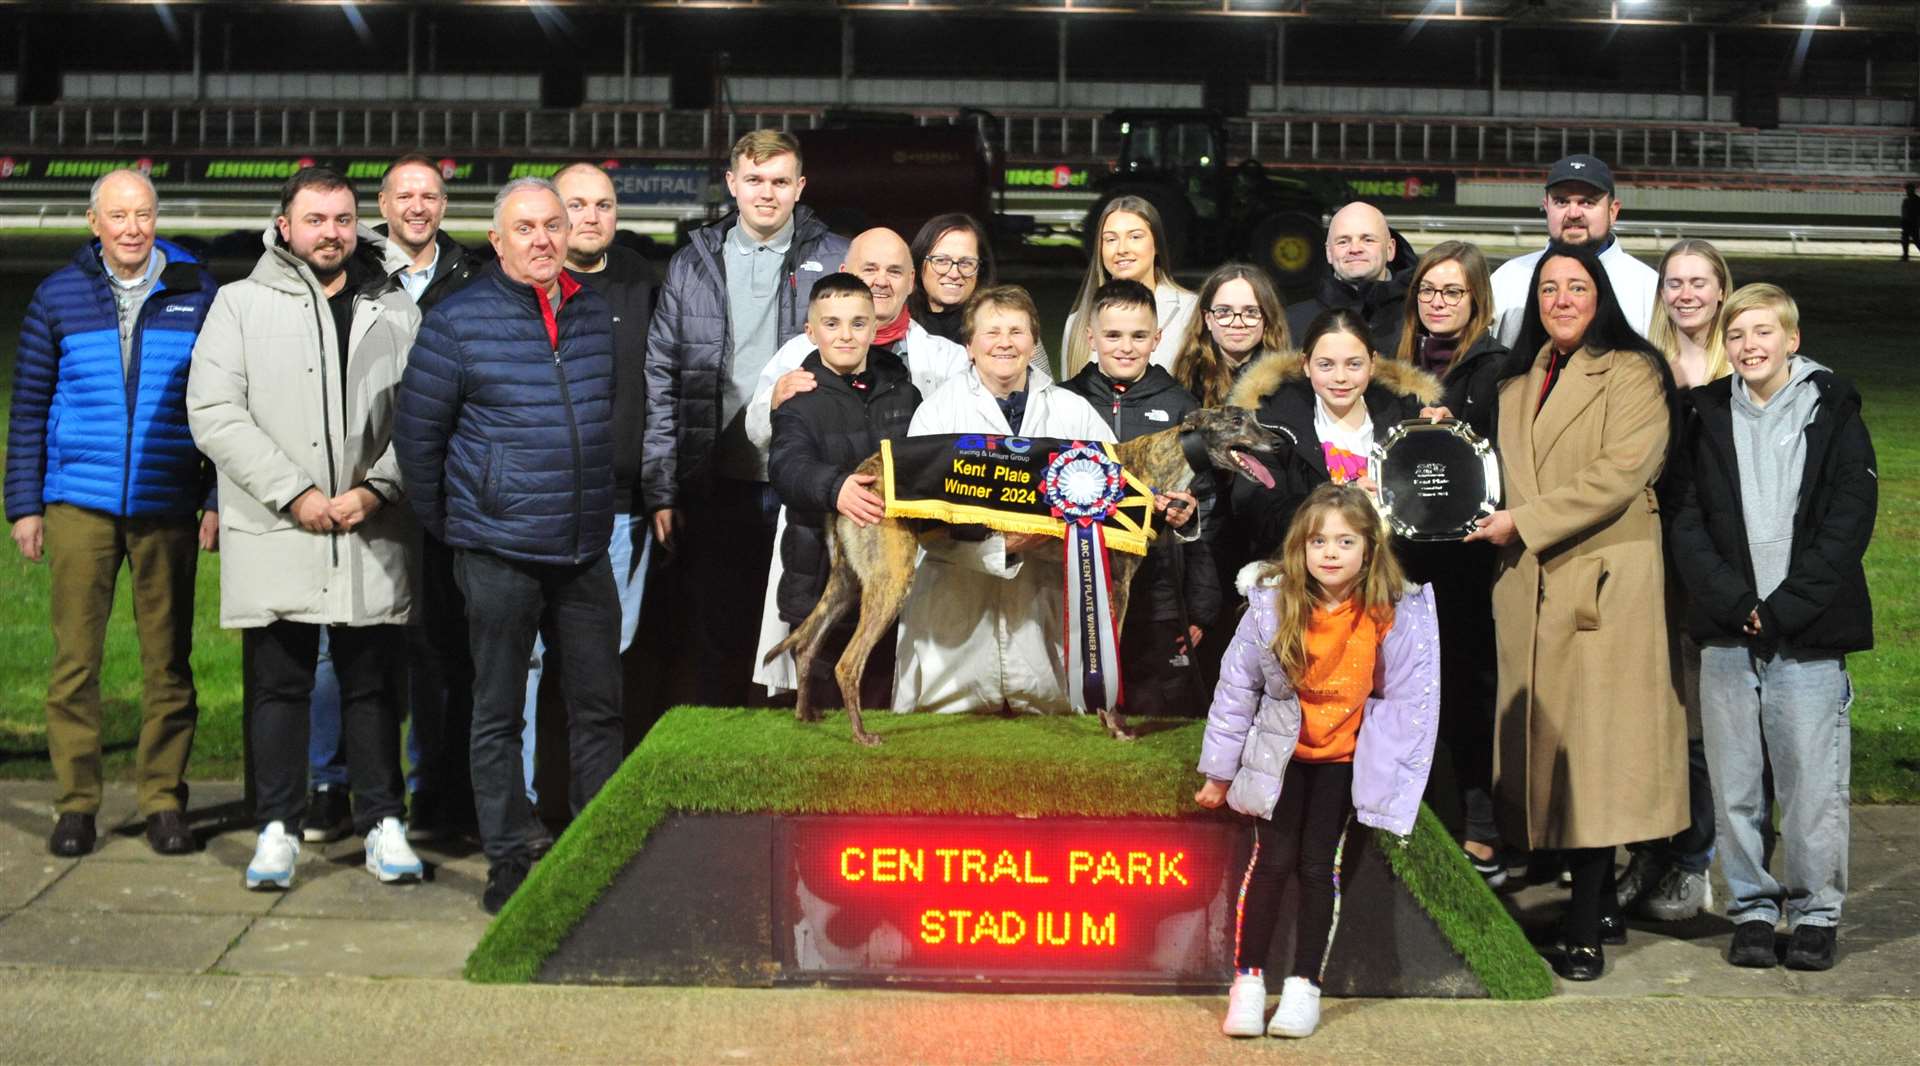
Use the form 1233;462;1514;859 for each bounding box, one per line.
0;249;1912;802
464;706;1555;999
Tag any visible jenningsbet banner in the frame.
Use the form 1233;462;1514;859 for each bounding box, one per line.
0;153;713;207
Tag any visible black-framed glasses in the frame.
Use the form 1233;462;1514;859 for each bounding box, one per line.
1417;284;1469;306
1207;306;1262;325
925;254;981;278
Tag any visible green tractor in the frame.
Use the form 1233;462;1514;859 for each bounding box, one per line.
1084;108;1337;289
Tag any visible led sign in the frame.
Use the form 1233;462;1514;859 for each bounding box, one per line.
776;815;1244;982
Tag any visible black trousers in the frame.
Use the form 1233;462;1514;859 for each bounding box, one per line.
406;533;475;820
1430;541;1499;845
245;621;404;834
669;479;779;708
1118;616;1206;717
1564;846;1623;950
455;548;623;864
1235;759;1354;980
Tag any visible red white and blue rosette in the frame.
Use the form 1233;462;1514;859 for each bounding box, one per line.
1042;443;1127;716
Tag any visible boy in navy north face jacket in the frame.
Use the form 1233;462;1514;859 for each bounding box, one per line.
4;171;219;859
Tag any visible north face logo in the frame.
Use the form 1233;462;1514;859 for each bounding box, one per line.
799;260;824;272
1143;409;1171;422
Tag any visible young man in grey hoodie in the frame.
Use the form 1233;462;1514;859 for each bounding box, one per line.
1668;283;1878;974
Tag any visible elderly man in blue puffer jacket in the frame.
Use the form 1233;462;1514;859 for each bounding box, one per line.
394;176;619;916
6;169;220;860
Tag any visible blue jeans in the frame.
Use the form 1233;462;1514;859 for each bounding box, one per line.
309;629;424;794
1698;642;1852;930
520;514;649;806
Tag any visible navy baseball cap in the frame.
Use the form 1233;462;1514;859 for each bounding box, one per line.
1545;154;1615;195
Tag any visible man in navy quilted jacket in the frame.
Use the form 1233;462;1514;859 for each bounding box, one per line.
5;169;219;859
394;177;621;915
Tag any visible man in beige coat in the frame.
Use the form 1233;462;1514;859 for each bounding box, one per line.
187;167;425;892
1467;242;1686;981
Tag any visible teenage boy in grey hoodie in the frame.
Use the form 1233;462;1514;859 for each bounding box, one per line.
1668;283;1877;974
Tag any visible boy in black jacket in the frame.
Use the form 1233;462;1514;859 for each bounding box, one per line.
768;274;922;707
1061;279;1216;716
1670;284;1877;973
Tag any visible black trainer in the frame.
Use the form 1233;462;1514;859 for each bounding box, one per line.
302;786;352;844
1784;925;1836;971
1728;919;1778;968
483;857;531;915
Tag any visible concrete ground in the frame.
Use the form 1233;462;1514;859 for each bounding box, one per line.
1;781;1916;1064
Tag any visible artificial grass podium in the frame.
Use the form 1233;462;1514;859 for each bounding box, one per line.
465;707;1552;999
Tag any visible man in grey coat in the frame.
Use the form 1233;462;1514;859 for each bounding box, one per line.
187;167;425;892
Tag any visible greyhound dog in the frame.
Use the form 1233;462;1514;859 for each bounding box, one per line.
764;405;1286;745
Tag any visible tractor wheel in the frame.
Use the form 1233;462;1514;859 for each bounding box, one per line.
1249;210;1321;289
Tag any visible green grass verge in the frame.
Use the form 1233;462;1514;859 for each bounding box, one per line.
464;706;1552;999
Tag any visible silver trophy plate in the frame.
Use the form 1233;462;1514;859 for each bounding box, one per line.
1367;419;1502;542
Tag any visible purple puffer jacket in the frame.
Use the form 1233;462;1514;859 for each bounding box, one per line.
1195;561;1441;836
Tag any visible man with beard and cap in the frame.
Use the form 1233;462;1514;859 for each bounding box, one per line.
187;166;425;891
1285;201;1416;357
1491;154;1658;346
740;226;971;695
304;152;483;850
510;162;663;835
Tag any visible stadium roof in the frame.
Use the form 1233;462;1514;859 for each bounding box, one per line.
8;2;1917;33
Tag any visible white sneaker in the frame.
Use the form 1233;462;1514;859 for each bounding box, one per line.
1267;976;1321;1038
364;817;425;883
246;821;299;890
1221;973;1268;1037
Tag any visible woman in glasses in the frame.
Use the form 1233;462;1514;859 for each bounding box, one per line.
1392;240;1514;891
1173;263;1292;409
1061;196;1197;378
908;213;996;347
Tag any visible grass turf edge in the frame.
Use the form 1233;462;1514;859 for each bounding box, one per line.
463;706;1552;998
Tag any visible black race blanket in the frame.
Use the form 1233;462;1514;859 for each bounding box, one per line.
880;434;1156;555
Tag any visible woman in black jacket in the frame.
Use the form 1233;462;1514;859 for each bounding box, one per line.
1394;241;1512;887
906;213;995;347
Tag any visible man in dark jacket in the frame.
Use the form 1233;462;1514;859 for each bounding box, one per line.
5;169;220;858
767;274;921;706
1060;279;1215;715
1668;285;1875;973
395;177;621;915
642;130;850;705
509;162;664;821
1284;202;1415;357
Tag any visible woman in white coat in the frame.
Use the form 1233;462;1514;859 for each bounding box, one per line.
894;286;1116;715
1059;196;1197;378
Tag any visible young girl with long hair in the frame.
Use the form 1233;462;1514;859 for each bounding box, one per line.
1061;196;1196;377
1173;262;1292;408
1196;483;1440;1039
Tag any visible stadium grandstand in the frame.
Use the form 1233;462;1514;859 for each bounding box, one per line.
0;0;1914;237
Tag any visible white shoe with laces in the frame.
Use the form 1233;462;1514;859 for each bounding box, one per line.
1267;976;1322;1038
364;817;425;883
1221;973;1268;1037
246;821;299;890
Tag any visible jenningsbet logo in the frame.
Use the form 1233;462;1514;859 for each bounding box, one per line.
1347;174;1442;201
5;157;170;180
343;158;475;182
202;157;319;180
1005;165;1090;190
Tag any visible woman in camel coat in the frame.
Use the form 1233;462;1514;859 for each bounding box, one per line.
1465;241;1687;982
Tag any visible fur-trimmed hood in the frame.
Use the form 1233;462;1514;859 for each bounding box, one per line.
1225;348;1442;411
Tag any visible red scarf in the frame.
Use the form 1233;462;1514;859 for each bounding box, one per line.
874;304;912;349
